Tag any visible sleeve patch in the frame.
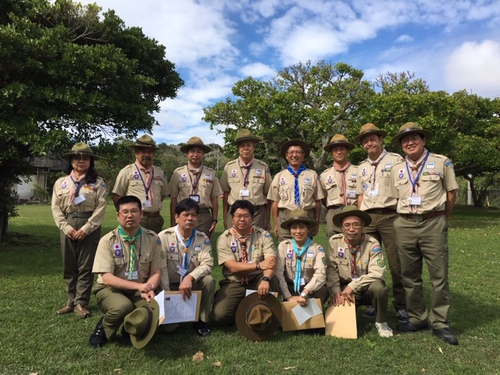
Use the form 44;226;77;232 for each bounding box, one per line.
445;159;453;167
377;259;385;268
204;238;211;245
372;246;382;254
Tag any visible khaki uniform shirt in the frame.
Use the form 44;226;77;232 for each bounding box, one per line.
357;152;403;210
220;158;272;206
326;234;385;294
320;164;358;207
275;240;326;299
267;168;324;210
217;227;276;283
51;176;107;235
389;153;459;214
92;227;166;287
112;164;169;213
169;165;222;208
158;226;213;287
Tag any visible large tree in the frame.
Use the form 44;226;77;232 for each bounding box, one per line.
0;0;184;239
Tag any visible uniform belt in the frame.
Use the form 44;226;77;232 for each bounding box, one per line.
327;205;344;209
142;211;161;218
199;208;211;213
400;211;445;222
67;212;92;219
366;208;396;214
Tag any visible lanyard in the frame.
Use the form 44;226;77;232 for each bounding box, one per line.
135;165;154;200
405;152;429;193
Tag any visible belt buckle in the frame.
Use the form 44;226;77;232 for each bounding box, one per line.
413;214;423;222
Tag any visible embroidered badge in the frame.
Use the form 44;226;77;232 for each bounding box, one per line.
170;243;176;252
256;169;262;176
362;182;368;191
361;168;366;177
134;171;140;179
318;246;324;252
265;232;271;238
231;169;237;177
373;246;382;254
427;161;435;169
385;163;392;170
398;169;405;179
338;247;345;258
445;159;453;167
351;173;357;182
194;244;202;252
157;238;162;245
61;181;68;189
327;176;333;184
205;174;212;181
304;178;311;184
204;238;211;245
181;173;187;182
231;241;237;253
113;244;122;257
377;259;386;268
287;248;293;259
322;256;327;266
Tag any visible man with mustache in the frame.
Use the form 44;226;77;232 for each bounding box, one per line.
113;135;169;233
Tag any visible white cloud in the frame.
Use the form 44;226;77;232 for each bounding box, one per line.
240;63;277;79
395;34;414;43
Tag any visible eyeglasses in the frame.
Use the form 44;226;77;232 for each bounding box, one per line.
180;212;198;218
342;223;362;229
401;135;422;145
287;151;304;156
119;209;141;216
233;214;252;220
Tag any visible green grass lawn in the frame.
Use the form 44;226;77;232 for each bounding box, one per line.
1;203;499;375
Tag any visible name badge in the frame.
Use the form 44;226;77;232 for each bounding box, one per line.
369;189;379;197
306;251;314;258
408;196;422;205
176;265;188;277
73;195;86;205
143;199;152;208
346;190;356;198
189;194;200;203
300;277;306;286
240;189;250;197
125;270;138;280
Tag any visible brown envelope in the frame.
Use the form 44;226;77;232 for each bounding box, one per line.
324;302;357;339
281;298;326;331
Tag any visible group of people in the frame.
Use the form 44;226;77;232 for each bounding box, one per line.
51;120;459;348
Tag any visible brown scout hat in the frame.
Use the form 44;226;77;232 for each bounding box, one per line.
180;136;212;154
391;122;433;146
323;134;355;152
353;123;388;144
235;293;282;341
63;142;99;160
333;205;372;228
232;129;262;145
130;134;159;150
123;299;160;349
280;140;311;158
280;208;318;230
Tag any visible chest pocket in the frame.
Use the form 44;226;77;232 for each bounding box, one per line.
336;258;351;280
420;174;441;183
228;177;241;184
167;252;179;265
324;179;338;191
251;246;264;262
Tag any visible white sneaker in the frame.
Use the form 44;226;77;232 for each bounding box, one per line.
376;322;394;338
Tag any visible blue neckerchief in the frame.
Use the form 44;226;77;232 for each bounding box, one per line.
183;229;196;269
287;165;307;206
292;237;312;293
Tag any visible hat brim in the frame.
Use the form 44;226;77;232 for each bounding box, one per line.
333;209;372;228
129;299;159;349
63;151;99;160
353;129;388;144
179;144;211;153
280;140;311;158
323;141;355;152
391;128;433;146
232;136;262;146
130;143;159;150
235;293;282;341
280;216;318;230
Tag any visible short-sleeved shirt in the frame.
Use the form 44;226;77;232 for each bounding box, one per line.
326;234;385;294
357;152;403;210
389;153;459;214
275;240;326;299
169;165;222;208
112;164;169;213
217;227;276;283
158;226;213;286
51;176;107;235
320;164;358;207
267;168;324;210
92;227;166;287
220;158;272;206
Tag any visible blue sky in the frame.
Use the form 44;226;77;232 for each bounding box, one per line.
79;0;500;145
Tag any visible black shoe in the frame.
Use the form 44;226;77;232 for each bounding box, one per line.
363;305;376;318
395;308;409;323
120;325;130;341
396;320;428;333
89;317;107;348
433;328;459;345
194;321;211;337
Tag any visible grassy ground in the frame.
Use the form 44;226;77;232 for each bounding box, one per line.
0;203;499;375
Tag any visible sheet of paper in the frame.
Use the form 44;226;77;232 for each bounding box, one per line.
154;290;165;325
292;300;322;326
160;291;200;325
281;299;325;331
244;289;278;297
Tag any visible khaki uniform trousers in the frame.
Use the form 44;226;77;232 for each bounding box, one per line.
169;274;216;323
226;204;268;230
286;283;329;305
141;212;164;234
212;274;280;324
325;206;344;239
394;214;451;330
341;280;388;323
277;208;316;243
197;208;213;238
94;288;144;340
364;210;405;310
61;215;101;307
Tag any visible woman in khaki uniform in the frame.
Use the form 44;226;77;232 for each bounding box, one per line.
51;143;107;318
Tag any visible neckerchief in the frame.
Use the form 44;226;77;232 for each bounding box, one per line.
239;157;255;188
188;163;203;194
286;164;307;206
334;162;352;206
118;225;142;280
68;170;86;206
367;149;387;190
345;234;364;279
292;237;312;293
232;227;254;285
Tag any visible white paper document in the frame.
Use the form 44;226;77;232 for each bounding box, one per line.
244;289;278;297
160;291;199;325
292;300;323;326
154;290;165;325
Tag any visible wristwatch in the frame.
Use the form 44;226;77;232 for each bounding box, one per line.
300;291;309;299
262;276;270;282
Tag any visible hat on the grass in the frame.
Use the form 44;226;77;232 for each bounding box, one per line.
235;293;282;341
333;205;372;228
232;129;262;145
63;142;99;160
280;208;318;230
323;134;355;152
123;299;159;349
130;134;159;150
280;140;311;158
180;136;212;153
391;122;433;146
353;123;388;143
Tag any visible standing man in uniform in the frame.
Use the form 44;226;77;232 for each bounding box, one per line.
355;123;408;321
212;200;278;324
159;198;215;337
267;140;324;242
88;195;166;348
169;136;222;238
220;129;272;230
320;134;358;238
112;135;169;233
390;122;459;345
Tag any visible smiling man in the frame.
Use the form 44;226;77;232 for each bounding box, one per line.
390;122;459;345
112;135;169;233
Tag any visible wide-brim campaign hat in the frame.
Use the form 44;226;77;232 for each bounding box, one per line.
63;142;99;160
323;134;355;152
391;122;433;146
232;129;262;145
280;140;311;158
180;136;212;153
130;134;159;150
353;123;388;144
123;299;159;349
280;208;318;230
333;205;372;228
235;293;282;341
